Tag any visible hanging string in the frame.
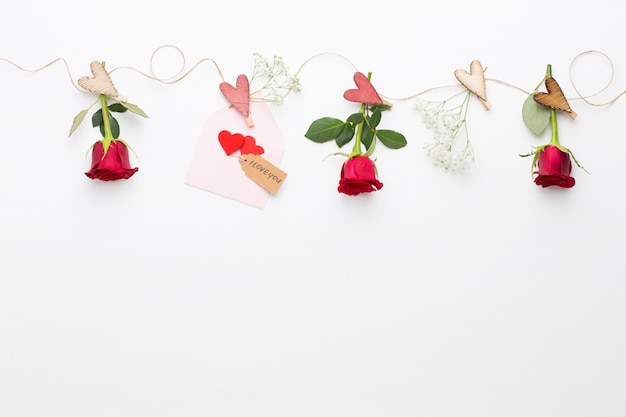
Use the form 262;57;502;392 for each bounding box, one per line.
281;51;359;101
485;78;531;96
149;44;188;81
287;51;462;102
0;57;84;93
569;49;626;106
2;46;626;109
109;44;226;84
293;51;359;76
0;46;227;97
380;85;462;102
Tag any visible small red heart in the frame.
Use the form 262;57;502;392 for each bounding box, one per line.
218;130;245;155
241;136;264;155
343;72;383;105
219;74;251;117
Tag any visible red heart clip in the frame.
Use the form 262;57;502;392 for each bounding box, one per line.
343;72;383;105
218;130;245;155
219;74;251;117
240;136;265;156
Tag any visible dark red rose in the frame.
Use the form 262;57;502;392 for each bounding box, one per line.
85;140;138;181
337;155;383;195
533;145;575;188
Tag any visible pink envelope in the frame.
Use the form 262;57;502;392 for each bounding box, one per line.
185;100;285;209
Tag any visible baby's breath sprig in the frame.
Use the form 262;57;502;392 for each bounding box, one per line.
249;53;301;105
415;89;474;171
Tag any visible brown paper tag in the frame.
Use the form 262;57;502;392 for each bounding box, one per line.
238;154;287;194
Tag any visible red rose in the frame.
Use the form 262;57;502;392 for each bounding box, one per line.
533;145;575;188
337;155;383;195
85;140;138;181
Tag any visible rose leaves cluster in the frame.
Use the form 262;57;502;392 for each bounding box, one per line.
304;72;407;196
70;95;148;182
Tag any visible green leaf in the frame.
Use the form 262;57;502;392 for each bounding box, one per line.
376;129;407;149
120;102;149;118
335;123;355;148
522;93;550;135
366;108;382;129
108;103;128;112
346;113;364;124
322;151;351;160
361;124;375;150
98;115;120;139
92;109;103;127
69;108;89;137
304;117;345;143
371;103;392;113
110;116;120;139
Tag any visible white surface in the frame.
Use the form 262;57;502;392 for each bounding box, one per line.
1;1;625;416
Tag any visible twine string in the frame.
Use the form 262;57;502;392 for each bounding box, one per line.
0;57;84;93
293;51;359;76
2;47;626;108
110;44;225;84
569;49;626;106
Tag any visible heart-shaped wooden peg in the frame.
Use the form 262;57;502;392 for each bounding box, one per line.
534;76;577;119
343;72;385;105
218;130;245;155
219;74;254;126
454;60;490;110
78;61;127;102
240;135;265;156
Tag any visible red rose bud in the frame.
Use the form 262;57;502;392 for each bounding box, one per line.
337;155;383;196
533;145;575;188
85;140;138;181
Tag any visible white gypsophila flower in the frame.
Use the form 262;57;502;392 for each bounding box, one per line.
414;98;428;112
441;109;463;131
423;131;475;171
414;99;441;129
415;96;475;171
250;53;301;105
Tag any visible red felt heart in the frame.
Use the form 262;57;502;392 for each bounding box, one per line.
241;136;264;155
218;130;245;155
219;74;251;117
343;72;383;105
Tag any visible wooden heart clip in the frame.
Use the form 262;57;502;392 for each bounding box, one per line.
219;74;254;127
78;61;127;102
454;60;490;110
343;72;392;107
534;76;577;119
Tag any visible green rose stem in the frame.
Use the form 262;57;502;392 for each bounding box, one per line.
350;103;366;157
99;93;114;155
349;72;372;158
545;65;561;148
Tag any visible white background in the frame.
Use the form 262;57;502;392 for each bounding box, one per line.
1;1;625;416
